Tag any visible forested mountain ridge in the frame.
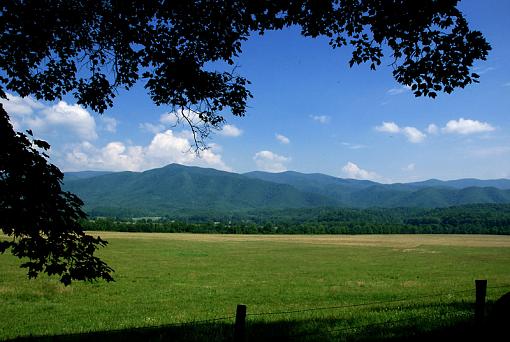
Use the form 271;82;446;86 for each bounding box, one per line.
63;170;114;182
63;164;510;217
63;164;337;215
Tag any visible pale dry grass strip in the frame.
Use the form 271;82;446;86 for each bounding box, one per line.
84;232;510;248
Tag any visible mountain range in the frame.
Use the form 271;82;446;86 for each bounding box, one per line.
62;164;510;216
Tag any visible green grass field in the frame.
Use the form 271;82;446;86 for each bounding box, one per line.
1;233;510;341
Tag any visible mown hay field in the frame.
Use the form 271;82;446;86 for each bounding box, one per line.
1;233;510;341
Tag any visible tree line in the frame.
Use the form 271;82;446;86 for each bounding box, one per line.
82;204;510;235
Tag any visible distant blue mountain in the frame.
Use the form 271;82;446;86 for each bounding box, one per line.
62;164;510;216
63;164;337;216
244;171;510;206
407;178;510;190
64;170;114;181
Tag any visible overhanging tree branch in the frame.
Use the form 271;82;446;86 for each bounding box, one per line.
0;103;114;285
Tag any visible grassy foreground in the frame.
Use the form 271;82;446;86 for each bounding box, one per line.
1;233;510;341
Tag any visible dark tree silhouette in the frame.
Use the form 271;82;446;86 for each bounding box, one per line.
0;104;114;285
0;1;490;284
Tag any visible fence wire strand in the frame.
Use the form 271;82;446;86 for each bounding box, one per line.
71;282;508;340
126;282;509;334
141;283;510;329
246;288;473;317
246;283;510;318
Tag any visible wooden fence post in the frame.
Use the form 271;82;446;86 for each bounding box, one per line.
234;304;247;342
475;279;487;325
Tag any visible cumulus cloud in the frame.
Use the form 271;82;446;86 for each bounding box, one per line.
375;121;426;143
100;116;117;133
159;109;202;126
253;150;290;172
0;93;44;118
159;110;242;138
2;94;232;172
64;129;231;172
1;94;98;141
442;118;495;135
402;127;426;143
427;124;439;135
375;121;400;133
341;162;381;181
276;133;290;144
159;112;178;125
310;115;330;124
140;122;165;134
387;85;411;95
39;102;98;140
219;124;243;137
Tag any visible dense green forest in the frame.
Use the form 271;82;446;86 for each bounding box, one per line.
82;203;510;235
64;165;510;214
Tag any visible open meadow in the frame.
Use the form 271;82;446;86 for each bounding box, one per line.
1;233;510;341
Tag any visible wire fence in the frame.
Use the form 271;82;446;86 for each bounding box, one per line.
87;282;508;341
165;282;510;324
148;282;510;326
246;287;474;317
247;283;510;317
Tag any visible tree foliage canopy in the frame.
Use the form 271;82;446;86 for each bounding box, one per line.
0;0;490;284
1;0;490;141
0;104;114;285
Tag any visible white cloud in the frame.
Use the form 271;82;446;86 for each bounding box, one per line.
375;122;426;143
310;115;330;124
427;124;439;135
219;124;243;137
160;109;242;138
64;129;231;172
0;93;44;118
140;122;165;134
159;112;178;125
375;121;400;133
7;98;98;141
402;127;426;143
160;109;202;127
442;118;495;135
1;94;232;173
145;130;194;163
100;116;117;133
253;150;290;172
1;93;98;140
276;133;290;144
387;85;411;95
39;101;98;140
341;162;381;181
341;142;365;149
402;163;416;172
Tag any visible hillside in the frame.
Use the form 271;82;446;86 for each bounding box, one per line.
63;170;113;182
63;164;510;216
245;171;510;208
63;164;336;216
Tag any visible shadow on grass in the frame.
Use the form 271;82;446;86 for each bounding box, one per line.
8;301;505;342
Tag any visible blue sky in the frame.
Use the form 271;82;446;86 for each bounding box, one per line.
2;0;509;182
